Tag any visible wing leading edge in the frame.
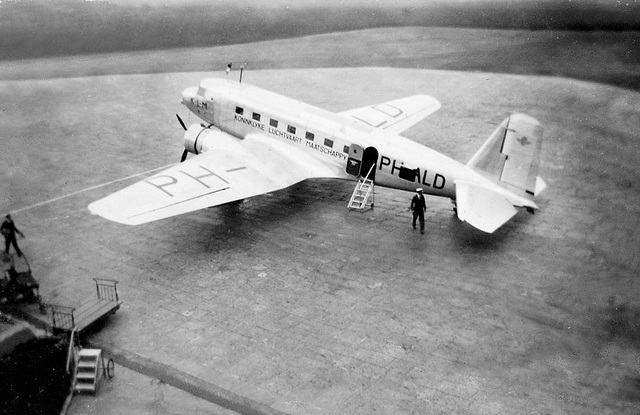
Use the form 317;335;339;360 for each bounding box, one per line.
89;132;339;225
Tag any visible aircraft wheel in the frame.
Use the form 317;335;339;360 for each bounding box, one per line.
106;358;115;379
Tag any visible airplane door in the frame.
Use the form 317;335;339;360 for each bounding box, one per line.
346;144;363;176
361;147;378;181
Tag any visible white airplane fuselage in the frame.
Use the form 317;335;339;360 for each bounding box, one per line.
181;78;534;208
88;76;543;231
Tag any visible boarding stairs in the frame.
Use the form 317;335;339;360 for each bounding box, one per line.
347;164;375;212
67;327;115;395
74;349;102;394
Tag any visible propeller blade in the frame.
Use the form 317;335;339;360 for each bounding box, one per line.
180;149;189;163
176;114;187;131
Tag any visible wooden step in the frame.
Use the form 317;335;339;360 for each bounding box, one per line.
78;349;102;358
74;383;96;393
74;348;102;395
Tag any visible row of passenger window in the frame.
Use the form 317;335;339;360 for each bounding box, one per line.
236;106;348;153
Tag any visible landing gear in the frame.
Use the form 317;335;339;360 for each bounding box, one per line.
104;358;115;379
451;200;457;215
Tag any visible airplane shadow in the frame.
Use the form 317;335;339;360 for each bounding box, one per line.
154;178;538;256
175;179;347;254
447;208;535;252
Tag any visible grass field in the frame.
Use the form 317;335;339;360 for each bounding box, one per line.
1;27;638;92
2;1;638;61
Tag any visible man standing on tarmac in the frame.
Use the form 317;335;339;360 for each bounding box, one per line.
2;214;24;257
410;188;427;235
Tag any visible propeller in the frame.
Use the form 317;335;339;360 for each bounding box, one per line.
176;114;189;162
180;149;189;163
176;114;187;131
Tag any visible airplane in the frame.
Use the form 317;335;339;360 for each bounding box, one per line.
88;76;546;233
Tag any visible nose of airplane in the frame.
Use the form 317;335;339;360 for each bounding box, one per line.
181;86;199;105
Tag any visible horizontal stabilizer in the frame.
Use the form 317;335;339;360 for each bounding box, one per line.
455;181;518;233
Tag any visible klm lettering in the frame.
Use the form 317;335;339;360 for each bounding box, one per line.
234;114;265;131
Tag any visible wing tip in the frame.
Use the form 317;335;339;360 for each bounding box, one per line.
88;201;138;226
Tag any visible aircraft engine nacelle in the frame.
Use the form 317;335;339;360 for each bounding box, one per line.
183;124;224;155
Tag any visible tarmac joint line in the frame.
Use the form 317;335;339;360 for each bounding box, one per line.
87;341;290;415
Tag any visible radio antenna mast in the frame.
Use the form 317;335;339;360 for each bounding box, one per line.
239;63;247;83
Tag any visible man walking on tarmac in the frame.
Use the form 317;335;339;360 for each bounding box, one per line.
410;188;427;235
2;214;24;257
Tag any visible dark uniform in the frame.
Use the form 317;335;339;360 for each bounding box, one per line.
1;214;23;257
411;189;427;234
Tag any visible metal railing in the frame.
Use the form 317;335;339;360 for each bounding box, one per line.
50;305;76;331
94;279;119;302
362;163;375;183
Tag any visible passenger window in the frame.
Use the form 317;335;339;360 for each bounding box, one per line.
324;138;334;148
343;145;349;154
287;125;296;134
235;106;244;115
270;119;278;128
305;132;315;141
252;112;261;122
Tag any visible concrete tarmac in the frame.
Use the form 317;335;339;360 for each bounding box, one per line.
1;68;639;414
67;361;239;415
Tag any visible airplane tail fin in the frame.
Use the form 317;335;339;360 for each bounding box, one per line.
467;114;546;199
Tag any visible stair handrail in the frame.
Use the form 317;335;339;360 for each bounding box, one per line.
362;163;376;184
66;326;80;374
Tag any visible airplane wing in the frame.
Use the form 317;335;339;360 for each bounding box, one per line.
339;95;441;134
88;132;338;225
